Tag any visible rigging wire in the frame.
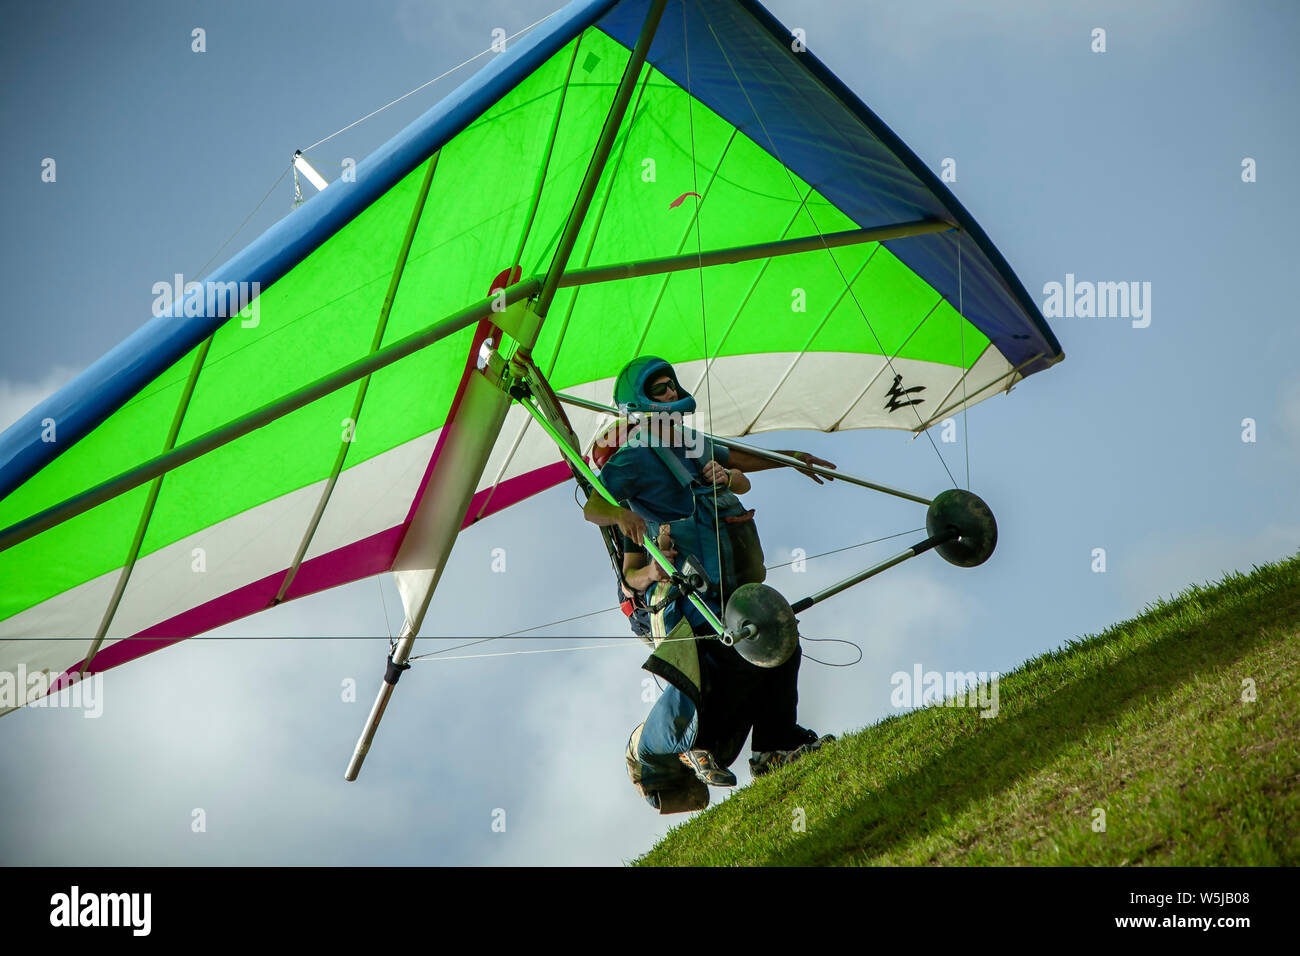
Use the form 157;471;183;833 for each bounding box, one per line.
959;229;970;489
695;2;961;490
411;637;498;660
763;527;924;571
193;165;291;282
411;630;860;667
408;605;626;661
376;574;393;640
193;9;564;299
799;635;863;668
681;1;730;624
405;529;916;664
413;633;700;663
300;7;565;153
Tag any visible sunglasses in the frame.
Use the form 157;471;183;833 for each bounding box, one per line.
647;379;679;398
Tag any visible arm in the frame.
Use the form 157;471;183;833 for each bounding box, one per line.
701;458;751;495
622;548;675;592
584;494;648;544
723;466;750;495
724;447;837;484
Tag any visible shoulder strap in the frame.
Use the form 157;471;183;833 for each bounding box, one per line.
649;441;695;488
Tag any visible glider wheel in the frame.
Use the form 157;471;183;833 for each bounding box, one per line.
724;583;799;668
926;489;997;568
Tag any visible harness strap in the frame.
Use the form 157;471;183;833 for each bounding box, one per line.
649;439;695;488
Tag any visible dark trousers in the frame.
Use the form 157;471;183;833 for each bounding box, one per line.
692;627;803;763
635;635;803;783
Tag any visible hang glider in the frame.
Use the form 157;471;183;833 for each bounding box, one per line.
0;0;1062;774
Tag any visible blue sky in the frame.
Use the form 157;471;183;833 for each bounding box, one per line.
1;0;1297;865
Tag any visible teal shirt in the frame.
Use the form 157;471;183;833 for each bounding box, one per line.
599;435;729;523
599;433;742;630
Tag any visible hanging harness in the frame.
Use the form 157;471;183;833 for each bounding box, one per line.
592;418;766;633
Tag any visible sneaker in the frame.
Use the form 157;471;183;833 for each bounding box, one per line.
679;749;738;787
749;728;835;777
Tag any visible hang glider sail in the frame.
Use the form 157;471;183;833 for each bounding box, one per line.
0;0;1061;734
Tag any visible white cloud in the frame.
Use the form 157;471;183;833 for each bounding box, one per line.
477;642;677;865
1119;525;1300;611
392;0;552;54
0;366;80;434
774;558;985;736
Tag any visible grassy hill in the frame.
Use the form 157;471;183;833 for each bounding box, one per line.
635;552;1300;866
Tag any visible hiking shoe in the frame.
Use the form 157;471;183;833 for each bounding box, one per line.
679;749;738;787
749;729;835;777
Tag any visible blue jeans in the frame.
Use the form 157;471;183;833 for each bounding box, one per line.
637;637;804;780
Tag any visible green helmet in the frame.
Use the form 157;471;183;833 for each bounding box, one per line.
612;356;696;414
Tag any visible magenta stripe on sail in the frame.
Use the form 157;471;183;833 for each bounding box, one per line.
57;456;573;687
462;460;572;527
67;526;403;678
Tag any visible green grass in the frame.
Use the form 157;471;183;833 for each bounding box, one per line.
635;552;1300;866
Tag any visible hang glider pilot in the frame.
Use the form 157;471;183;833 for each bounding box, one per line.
583;356;836;813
